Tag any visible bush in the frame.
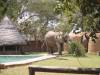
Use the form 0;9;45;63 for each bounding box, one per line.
68;41;86;57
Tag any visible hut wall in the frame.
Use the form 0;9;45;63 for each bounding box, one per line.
0;40;46;54
88;33;100;54
0;51;21;55
22;40;46;52
0;45;21;55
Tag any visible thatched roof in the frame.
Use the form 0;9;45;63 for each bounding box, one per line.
0;16;26;46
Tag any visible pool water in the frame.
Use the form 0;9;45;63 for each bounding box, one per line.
0;55;42;63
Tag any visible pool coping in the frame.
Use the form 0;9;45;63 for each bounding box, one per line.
0;54;56;69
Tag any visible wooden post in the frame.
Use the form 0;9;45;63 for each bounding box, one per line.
3;45;5;53
15;46;18;54
29;66;100;75
29;67;35;75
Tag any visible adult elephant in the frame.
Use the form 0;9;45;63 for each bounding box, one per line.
44;31;69;55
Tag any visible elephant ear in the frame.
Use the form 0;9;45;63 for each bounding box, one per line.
55;32;64;43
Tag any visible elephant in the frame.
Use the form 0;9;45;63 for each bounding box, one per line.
44;31;69;55
81;33;89;52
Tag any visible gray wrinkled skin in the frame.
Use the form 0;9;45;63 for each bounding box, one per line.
44;31;69;55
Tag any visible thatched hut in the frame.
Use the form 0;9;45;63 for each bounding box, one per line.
0;16;26;54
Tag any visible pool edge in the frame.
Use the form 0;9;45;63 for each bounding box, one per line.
0;54;56;69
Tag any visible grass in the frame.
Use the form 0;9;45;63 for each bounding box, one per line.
0;53;100;75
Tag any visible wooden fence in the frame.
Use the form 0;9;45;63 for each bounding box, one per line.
29;66;100;75
22;40;46;52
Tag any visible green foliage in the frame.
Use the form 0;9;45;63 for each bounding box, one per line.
68;41;86;57
0;0;22;20
54;0;81;33
0;0;58;40
0;0;8;19
77;0;97;16
55;0;100;41
18;21;42;40
55;0;99;16
54;15;72;32
17;0;58;40
55;0;79;14
28;0;57;19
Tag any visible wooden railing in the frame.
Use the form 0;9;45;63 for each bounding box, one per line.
29;66;100;75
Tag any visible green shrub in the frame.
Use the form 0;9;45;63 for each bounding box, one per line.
68;41;86;57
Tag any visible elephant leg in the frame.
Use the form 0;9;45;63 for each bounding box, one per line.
56;43;63;55
59;43;64;55
45;42;53;54
47;47;51;54
47;47;54;55
50;47;54;54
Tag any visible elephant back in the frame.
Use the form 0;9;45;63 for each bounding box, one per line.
45;31;57;46
45;31;63;47
69;32;85;41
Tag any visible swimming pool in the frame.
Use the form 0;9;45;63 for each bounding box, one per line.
0;55;41;63
0;54;55;69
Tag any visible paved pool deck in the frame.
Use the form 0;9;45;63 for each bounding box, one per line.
0;54;56;69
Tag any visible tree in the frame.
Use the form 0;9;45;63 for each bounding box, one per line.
55;0;100;41
0;0;58;41
0;0;22;20
17;0;58;41
54;0;81;32
27;0;58;30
